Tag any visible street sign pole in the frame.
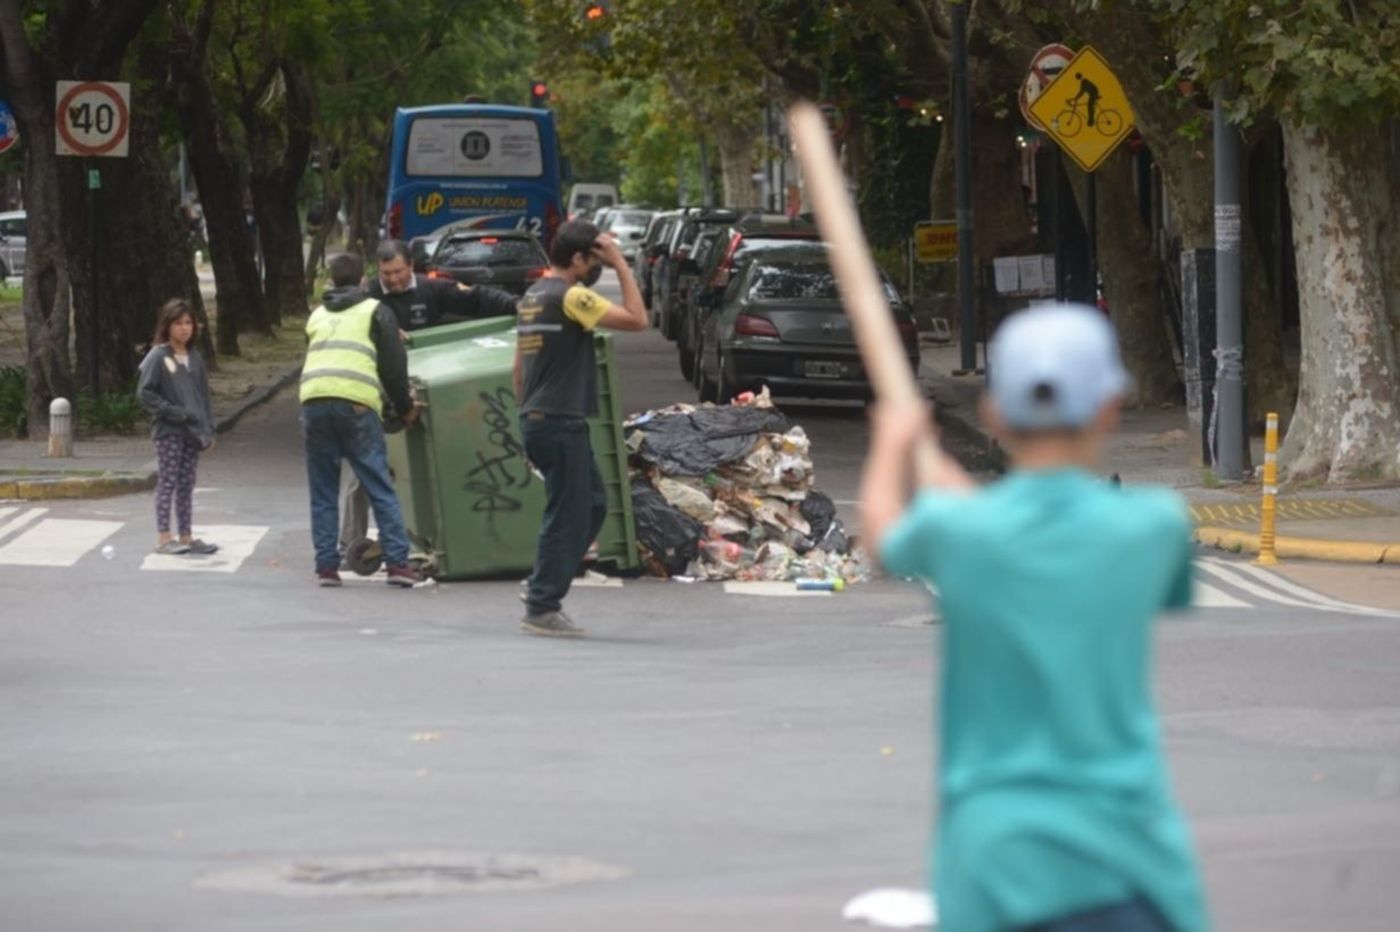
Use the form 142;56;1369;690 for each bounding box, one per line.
1213;82;1245;481
1051;147;1065;300
952;0;977;374
1086;171;1097;306
86;162;100;396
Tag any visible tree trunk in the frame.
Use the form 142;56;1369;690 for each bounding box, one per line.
715;122;759;208
1090;150;1180;406
970;113;1035;261
0;0;74;435
1276;124;1400;482
245;63;313;323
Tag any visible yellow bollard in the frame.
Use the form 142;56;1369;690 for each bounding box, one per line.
1256;412;1279;565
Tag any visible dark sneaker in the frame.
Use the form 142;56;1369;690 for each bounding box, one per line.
185;539;219;555
317;569;343;588
155;540;190;555
520;611;585;639
386;564;422;588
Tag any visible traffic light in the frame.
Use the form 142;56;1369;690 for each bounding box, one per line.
582;1;611;53
530;80;550;109
584;2;606;20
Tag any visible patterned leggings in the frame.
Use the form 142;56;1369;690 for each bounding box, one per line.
154;435;201;536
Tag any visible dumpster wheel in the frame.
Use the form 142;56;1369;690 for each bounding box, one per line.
346;537;383;577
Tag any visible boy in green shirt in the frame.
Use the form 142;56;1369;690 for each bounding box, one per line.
862;304;1208;931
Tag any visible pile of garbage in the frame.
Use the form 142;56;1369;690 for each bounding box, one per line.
625;389;869;584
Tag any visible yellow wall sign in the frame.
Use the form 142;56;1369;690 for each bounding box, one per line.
914;220;957;263
1028;46;1135;173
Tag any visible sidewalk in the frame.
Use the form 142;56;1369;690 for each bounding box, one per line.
916;339;1400;564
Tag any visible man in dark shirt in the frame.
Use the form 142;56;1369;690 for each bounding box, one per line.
514;221;647;638
368;239;518;331
339;239;521;562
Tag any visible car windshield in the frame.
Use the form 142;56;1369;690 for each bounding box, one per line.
745;259;901;304
436;238;542;267
612;211;651;228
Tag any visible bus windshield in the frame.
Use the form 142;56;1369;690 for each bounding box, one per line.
386;104;563;248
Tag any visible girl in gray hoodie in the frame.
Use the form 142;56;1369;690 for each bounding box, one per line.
136;299;218;555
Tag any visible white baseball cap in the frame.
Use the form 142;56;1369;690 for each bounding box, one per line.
987;302;1129;430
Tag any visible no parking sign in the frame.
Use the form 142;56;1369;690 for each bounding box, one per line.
0;102;18;154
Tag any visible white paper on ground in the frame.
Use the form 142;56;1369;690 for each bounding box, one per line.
842;888;937;928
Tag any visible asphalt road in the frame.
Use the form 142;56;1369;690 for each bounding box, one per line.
1;272;1398;931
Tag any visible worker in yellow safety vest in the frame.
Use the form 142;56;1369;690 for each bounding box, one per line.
299;252;421;589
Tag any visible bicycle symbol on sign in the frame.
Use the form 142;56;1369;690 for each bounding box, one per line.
1053;95;1123;139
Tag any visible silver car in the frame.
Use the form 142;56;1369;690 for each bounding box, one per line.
0;210;24;280
603;208;655;262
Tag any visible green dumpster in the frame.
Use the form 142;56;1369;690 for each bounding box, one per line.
384;316;639;580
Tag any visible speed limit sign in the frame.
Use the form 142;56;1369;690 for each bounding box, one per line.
55;81;130;157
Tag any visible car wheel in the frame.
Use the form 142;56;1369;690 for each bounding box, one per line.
678;329;694;382
660;304;677;341
697;339;718;404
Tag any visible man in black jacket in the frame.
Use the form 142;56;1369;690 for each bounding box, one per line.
368;239;519;330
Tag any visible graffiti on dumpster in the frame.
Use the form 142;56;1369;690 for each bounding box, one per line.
463;387;530;534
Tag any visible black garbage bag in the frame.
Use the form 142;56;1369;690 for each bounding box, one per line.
798;489;850;554
630;405;790;476
631;482;704;577
800;490;837;540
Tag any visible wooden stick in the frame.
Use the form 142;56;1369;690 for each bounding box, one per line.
788;101;943;483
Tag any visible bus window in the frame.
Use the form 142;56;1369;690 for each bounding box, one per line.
387;104;564;248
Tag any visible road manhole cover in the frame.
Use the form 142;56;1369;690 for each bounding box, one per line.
196;851;628;898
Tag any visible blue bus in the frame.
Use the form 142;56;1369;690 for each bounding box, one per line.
385;104;564;250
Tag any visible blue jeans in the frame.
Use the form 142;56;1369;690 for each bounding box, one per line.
1018;896;1171;932
520;415;608;615
300;400;410;572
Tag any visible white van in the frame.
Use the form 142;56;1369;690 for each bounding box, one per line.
567;183;619;222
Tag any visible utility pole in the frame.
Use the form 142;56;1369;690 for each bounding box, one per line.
951;0;977;374
1213;83;1244;481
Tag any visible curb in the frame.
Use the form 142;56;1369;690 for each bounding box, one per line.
1194;525;1400;564
0;471;156;501
1;363;301;501
215;362;302;434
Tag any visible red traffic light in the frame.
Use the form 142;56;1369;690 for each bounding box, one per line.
532;82;548;97
585;3;605;20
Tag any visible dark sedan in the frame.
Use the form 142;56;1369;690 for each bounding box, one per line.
427;230;549;297
695;245;920;403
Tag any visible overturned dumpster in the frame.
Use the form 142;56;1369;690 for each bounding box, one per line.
384;317;639;580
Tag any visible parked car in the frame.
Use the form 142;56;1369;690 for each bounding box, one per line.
678;215;821;384
635;209;683;311
653;207;741;340
669;228;726;381
603;207;655;262
592;206;615;233
695;243;919;403
0;210;26;279
426;229;549;297
407;234;441;273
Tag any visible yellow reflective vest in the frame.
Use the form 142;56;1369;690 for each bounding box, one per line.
299;298;384;414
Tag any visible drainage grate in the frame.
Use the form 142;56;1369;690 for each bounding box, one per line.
197;851;628;898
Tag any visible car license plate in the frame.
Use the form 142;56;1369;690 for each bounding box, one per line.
804;361;844;379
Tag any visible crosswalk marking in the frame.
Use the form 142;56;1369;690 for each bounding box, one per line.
0;517;122;566
1193;580;1250;608
139;525;269;574
0;506;46;544
1199;557;1397;618
0;506;15;524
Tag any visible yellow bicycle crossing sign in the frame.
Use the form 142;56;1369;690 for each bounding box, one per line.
1028;46;1135;173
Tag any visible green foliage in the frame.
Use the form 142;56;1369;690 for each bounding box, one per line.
0;366;25;438
76;384;145;436
1150;0;1400;127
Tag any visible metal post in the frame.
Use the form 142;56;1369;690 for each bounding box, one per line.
1256;412;1279;565
1213;83;1244;481
952;0;976;373
86;163;100;397
908;237;915;304
1051;147;1066;301
1086;172;1097;307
